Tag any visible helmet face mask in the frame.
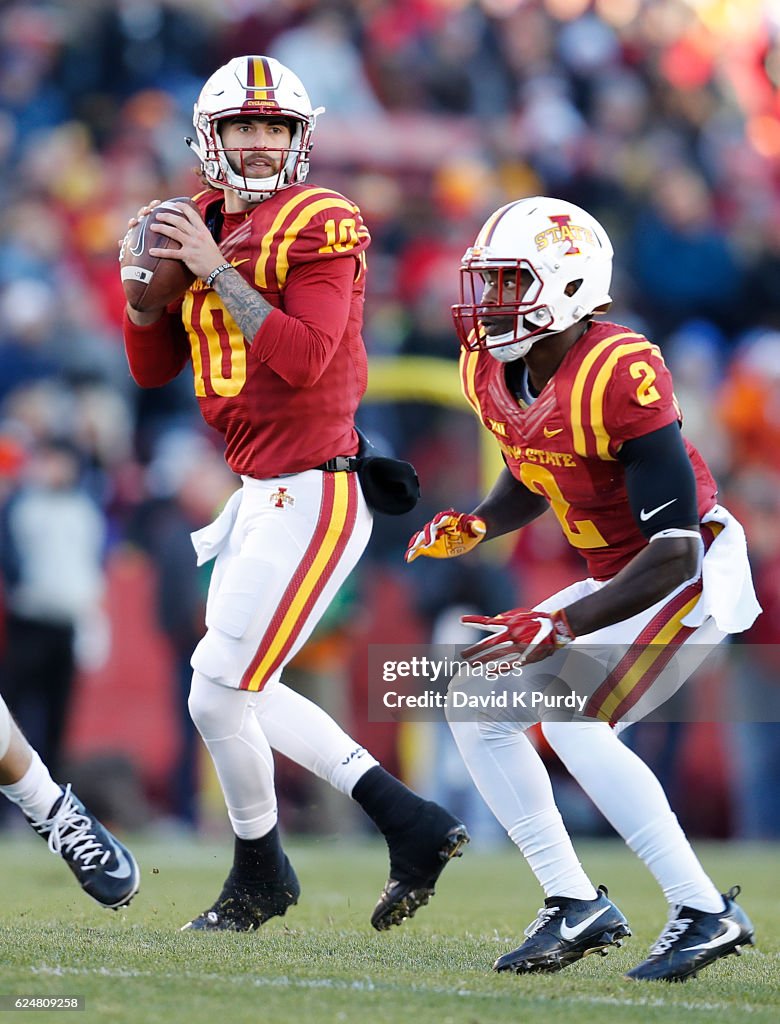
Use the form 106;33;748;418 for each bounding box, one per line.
452;197;613;361
215;117;294;198
454;259;553;361
191;56;324;203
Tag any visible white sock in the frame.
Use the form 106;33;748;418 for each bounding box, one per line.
256;681;378;795
542;721;724;912
189;672;277;839
0;749;63;823
448;715;597;900
626;818;725;912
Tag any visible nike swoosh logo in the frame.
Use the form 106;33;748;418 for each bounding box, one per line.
639;498;678;522
129;217;148;258
105;838;134;880
543;427;563;438
231;259;250;268
559;905;610;940
682;918;742;952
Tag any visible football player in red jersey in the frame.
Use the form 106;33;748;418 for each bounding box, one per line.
407;197;760;981
0;693;139;908
122;56;468;932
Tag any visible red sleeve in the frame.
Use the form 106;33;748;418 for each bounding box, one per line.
122;307;191;388
249;255;359;389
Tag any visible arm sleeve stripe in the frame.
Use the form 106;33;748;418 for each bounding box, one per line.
275;197;364;287
589;340;661;460
254;188;334;289
568;332;644;457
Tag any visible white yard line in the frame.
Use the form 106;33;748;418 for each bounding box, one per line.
29;964;766;1013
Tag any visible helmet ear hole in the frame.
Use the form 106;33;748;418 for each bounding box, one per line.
564;279;583;297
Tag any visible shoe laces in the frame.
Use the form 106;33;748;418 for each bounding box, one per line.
36;785;111;870
524;904;560;938
649;913;694;956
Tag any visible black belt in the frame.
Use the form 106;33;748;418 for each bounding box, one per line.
315;455;359;472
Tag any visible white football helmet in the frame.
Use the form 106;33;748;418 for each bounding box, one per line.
189;55;324;203
452;197;613;361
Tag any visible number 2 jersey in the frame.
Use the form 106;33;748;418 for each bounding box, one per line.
460;320;718;580
122;184;371;477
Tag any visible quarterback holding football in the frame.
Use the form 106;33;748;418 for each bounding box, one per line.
122;55;468;933
407;196;761;981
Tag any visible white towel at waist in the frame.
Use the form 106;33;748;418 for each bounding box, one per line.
190;488;242;566
681;503;762;633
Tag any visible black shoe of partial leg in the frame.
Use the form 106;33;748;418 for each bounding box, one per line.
625;886;755;982
494;885;631;974
371;801;469;931
29;784;140;910
181;857;300;932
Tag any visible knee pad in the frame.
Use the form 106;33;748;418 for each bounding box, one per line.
188;671;253;742
0;695;11;760
190;627;247;689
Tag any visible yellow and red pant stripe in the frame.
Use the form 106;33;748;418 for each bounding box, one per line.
583;521;722;722
583;583;701;723
240;472;358;692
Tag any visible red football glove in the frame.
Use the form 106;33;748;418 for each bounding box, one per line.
460;608;576;667
405;509;487;563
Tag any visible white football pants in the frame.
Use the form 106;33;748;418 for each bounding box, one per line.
447;578;726;911
187;470;377;838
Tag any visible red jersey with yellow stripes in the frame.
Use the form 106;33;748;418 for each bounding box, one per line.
123;184;370;477
460;320;717;580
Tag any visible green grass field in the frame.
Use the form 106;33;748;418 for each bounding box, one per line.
0;835;777;1024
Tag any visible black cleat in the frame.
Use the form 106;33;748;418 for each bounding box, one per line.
494;884;631;974
181;857;300;932
29;784;140;910
625;885;755;982
371;801;469;931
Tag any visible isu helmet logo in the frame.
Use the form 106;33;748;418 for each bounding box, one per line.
534;214;596;255
270;486;295;509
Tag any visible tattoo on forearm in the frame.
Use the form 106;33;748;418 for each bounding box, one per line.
213;269;274;340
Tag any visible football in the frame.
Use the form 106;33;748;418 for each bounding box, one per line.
120;197;199;311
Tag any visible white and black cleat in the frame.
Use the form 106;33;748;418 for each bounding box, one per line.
625;885;755;982
494;884;630;974
29;784;140;909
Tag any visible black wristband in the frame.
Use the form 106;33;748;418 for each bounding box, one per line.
205;263;232;288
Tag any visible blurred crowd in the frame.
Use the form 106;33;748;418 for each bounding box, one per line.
0;0;778;841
